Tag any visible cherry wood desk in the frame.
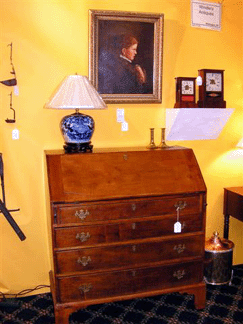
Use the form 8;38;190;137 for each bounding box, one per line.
46;147;207;323
223;187;243;239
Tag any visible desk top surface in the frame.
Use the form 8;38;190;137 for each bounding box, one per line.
224;187;243;196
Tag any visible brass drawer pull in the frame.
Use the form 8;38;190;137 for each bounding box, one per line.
75;209;90;220
76;232;91;242
173;270;186;280
77;256;91;267
173;244;186;254
123;154;128;160
79;283;92;293
174;201;187;210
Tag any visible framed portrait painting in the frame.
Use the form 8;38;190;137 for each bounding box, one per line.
89;10;164;104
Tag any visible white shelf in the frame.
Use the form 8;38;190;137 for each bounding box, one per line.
166;108;234;141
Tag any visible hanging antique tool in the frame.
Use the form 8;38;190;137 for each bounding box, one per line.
0;43;17;87
5;92;16;123
0;153;26;241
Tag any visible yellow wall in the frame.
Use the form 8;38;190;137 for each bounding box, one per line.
0;0;242;295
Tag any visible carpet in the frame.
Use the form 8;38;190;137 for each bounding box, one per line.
1;265;243;324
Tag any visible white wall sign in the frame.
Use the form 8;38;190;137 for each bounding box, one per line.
191;0;222;31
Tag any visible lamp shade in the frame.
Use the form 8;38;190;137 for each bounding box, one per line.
45;75;106;110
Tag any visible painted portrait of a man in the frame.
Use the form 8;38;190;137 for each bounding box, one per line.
89;11;163;103
98;28;153;95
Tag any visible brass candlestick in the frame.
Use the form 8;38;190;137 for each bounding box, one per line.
158;128;169;149
146;128;158;149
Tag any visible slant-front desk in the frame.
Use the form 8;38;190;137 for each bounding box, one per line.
46;146;207;324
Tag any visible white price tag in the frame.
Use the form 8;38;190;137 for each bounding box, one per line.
174;221;182;233
117;109;125;123
121;121;128;131
12;129;19;140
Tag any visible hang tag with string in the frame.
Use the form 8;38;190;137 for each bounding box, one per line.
174;207;182;233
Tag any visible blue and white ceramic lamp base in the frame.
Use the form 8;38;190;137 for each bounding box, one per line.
61;112;94;153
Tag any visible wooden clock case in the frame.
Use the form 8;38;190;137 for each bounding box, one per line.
174;77;198;108
197;69;226;108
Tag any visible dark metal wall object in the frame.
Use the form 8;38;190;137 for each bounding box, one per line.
0;153;26;241
0;78;17;86
5;92;16;123
0;154;6;205
0;43;18;123
0;43;17;87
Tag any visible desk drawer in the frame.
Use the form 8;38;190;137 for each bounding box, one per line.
57;260;203;303
55;225;106;248
55;235;204;274
54;214;203;249
54;195;202;225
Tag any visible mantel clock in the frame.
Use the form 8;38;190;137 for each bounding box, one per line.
197;69;226;108
174;77;197;108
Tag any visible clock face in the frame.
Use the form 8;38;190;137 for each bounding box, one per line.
181;80;194;95
206;73;222;92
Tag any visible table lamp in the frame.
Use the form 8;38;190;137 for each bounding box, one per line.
45;74;107;153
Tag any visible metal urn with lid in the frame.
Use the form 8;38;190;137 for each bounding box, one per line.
204;231;234;285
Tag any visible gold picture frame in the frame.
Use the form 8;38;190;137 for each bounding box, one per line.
89;10;164;104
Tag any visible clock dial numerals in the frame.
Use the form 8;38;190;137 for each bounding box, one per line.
181;81;194;95
206;73;222;92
